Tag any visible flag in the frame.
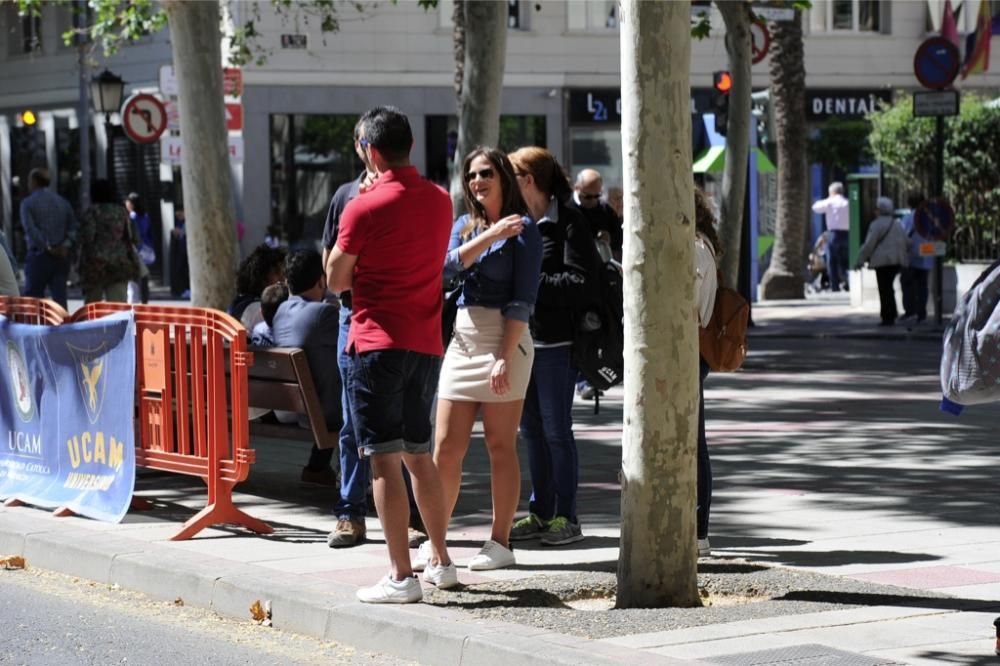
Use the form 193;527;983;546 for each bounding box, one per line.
942;0;960;47
961;0;993;78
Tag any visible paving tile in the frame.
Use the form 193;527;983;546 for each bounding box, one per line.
849;566;1000;590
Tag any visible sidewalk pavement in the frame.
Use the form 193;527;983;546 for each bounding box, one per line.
4;293;999;665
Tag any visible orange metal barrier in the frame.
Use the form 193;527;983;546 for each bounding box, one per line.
72;302;272;540
0;296;69;325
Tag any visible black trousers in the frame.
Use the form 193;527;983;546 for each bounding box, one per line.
875;265;900;324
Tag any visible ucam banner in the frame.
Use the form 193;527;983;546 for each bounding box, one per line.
0;311;136;522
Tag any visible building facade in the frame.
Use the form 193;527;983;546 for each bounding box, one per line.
2;0;998;264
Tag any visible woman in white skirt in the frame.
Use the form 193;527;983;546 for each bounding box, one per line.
419;147;543;572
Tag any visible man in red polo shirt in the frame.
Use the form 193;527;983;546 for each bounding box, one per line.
326;106;456;603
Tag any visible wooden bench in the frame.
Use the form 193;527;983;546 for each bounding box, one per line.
242;346;339;451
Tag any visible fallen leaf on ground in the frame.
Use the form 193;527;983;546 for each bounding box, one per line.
0;556;25;570
250;599;267;623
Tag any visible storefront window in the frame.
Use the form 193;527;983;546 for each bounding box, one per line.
270;114;361;247
567;0;619;31
424;115;546;188
569;127;622;191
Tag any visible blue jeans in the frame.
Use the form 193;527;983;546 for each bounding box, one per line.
697;358;711;539
335;307;369;520
827;230;849;292
346;348;440;458
23;251;69;309
520;345;579;523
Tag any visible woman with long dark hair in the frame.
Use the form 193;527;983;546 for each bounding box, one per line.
694;187;721;557
506;146;603;547
419;147;542;572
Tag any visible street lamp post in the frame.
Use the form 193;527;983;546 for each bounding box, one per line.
89;69;125;183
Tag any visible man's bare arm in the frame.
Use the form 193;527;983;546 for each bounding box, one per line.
326;245;358;294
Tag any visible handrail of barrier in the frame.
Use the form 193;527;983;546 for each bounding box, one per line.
0;296;69;325
71;302;272;540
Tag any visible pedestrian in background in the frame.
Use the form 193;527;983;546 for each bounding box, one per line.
812;182;850;292
78;179;140;304
507;146;599;548
19;168;78;308
427;147;541;572
694;187;721;558
125;192;153;304
327;106;456;603
899;192;930;324
855;196;909;326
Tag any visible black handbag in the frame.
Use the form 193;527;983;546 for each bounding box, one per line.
442;277;462;348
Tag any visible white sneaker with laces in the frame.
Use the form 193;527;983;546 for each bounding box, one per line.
412;540;432;572
467;539;515;571
698;538;711;557
423;561;459;589
356;575;422;604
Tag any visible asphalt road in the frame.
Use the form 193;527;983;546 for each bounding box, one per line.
0;567;414;666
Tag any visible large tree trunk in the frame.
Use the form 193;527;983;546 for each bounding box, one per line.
449;0;507;215
164;1;237;310
616;0;700;610
716;1;752;287
759;11;807;300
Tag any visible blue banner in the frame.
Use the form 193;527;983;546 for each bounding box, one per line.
0;312;136;522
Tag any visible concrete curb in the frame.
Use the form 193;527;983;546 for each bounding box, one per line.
0;511;697;666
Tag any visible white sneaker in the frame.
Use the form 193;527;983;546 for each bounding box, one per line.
423;561;459;589
412;540;432;572
467;540;515;571
698;538;711;557
356;575;423;604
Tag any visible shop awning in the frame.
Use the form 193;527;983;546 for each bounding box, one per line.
692;146;776;174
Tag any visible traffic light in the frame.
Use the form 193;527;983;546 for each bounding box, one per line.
18;110;37;126
712;71;731;136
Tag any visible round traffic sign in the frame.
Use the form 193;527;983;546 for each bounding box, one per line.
121;93;167;145
750;18;771;65
913;198;955;241
913;37;961;90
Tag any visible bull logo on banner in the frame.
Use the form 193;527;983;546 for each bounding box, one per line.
5;340;35;422
67;343;109;425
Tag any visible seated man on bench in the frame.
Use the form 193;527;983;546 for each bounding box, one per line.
272;249;343;486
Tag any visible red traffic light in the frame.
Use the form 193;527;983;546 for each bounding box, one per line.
713;71;732;94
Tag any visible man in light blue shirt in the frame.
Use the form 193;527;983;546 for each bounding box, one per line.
900;193;932;323
19;168;78;308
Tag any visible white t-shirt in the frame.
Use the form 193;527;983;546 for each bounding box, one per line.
694;234;718;327
812;194;850;231
0;249;18;297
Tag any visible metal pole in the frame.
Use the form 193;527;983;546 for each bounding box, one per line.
934;115;944;326
76;5;91;213
105;114;114;195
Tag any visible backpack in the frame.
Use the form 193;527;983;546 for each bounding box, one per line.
699;269;749;372
940;258;1000;408
573;254;624;391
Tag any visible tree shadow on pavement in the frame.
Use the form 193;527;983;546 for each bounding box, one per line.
727;549;941;568
903;652;1000;666
779;590;1000;613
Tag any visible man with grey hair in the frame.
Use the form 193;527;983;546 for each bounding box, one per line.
855;196;909;326
812;181;850;292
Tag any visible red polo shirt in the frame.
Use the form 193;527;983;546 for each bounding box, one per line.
337;166;452;356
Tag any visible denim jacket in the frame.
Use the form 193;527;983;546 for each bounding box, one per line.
443;214;543;322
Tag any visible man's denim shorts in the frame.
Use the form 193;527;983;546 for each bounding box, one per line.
346;348;440;458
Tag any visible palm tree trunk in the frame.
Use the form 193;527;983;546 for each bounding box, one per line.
759;11;807;300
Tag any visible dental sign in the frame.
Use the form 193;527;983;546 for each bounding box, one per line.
806;89;892;120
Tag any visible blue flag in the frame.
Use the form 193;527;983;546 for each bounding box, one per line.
0;312;136;522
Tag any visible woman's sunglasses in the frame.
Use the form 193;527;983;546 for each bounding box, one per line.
465;167;496;183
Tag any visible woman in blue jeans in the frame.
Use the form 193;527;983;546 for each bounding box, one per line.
507;147;603;547
694;188;721;557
